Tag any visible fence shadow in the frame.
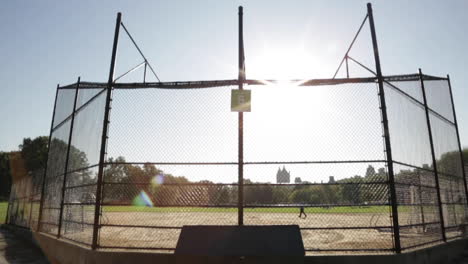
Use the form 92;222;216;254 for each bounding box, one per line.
0;226;49;264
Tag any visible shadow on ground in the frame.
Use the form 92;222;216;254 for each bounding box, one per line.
451;251;468;264
0;227;49;264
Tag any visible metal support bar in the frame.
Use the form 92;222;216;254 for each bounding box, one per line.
113;61;146;82
37;85;60;231
14;201;19;225
345;56;349;78
416;171;426;232
120;22;161;82
5;196;10;225
449;179;457;225
238;5;245;226
57;77;80;238
28;188;34;228
57;74;446;90
57;76;388;90
367;3;401;253
51;89;107;132
419;69;446;241
143;61;147;83
104;159;385;166
92;12;121;250
447;74;468;214
22;198;28;226
347;56;377;76
332;14;368;79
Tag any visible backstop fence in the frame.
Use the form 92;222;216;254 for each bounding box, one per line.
6;4;468;255
7;73;468;254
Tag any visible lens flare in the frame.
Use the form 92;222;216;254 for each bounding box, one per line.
151;174;164;187
132;190;153;207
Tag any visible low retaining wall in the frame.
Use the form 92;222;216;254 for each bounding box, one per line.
30;229;468;264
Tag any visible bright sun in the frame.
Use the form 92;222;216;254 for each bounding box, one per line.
247;47;330;81
245;47;328;121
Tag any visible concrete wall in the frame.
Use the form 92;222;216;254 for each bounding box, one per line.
30;230;468;264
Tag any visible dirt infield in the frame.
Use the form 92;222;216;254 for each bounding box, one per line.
101;211;395;250
59;210;451;253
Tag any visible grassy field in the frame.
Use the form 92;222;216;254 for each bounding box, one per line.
102;205;392;214
0;202;7;224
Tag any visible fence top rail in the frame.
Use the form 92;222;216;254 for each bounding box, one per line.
56;73;448;90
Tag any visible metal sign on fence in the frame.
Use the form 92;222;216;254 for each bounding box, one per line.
231;89;251;112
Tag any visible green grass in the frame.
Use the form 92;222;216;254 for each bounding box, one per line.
0;202;8;224
102;205;392;214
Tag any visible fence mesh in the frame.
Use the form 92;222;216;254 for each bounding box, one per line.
6;74;468;254
98;80;395;252
6;150;43;230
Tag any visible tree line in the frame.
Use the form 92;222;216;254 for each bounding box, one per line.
0;137;48;200
1;136;468;208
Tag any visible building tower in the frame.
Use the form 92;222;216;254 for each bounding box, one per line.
276;166;290;184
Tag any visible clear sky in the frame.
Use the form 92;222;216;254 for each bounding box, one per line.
1;0;468;182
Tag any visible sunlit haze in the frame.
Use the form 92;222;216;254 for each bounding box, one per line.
1;1;468;182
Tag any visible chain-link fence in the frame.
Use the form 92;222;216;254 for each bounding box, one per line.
35;82;105;246
387;74;468;250
5;72;465;255
2;4;466;256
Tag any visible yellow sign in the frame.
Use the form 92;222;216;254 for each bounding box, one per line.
231;89;251;112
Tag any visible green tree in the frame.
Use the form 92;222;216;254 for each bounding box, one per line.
217;186;233;205
321;185;340;204
288;185;325;205
255;185;273;204
148;167;191;206
0;152;12;200
437;151;463;177
289;188;311;204
272;185;290;204
359;166;388;204
339;175;363;204
17;137;49;191
102;157;131;203
19;137;49;173
44;136;90;186
104;157;128;183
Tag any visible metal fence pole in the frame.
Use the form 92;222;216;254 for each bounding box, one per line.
37;85;60;231
447;75;468;219
57;77;80;238
367;3;401;253
417;171;426;232
143;61;147;83
28;179;34;228
5;158;12;224
419;69;446;242
5;197;10;224
238;6;245;226
21;182;26;225
92;12;122;250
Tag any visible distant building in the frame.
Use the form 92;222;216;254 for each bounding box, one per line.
329;176;335;183
294;177;302;184
277;166;290;183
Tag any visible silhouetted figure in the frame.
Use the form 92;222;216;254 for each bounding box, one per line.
299;206;307;219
